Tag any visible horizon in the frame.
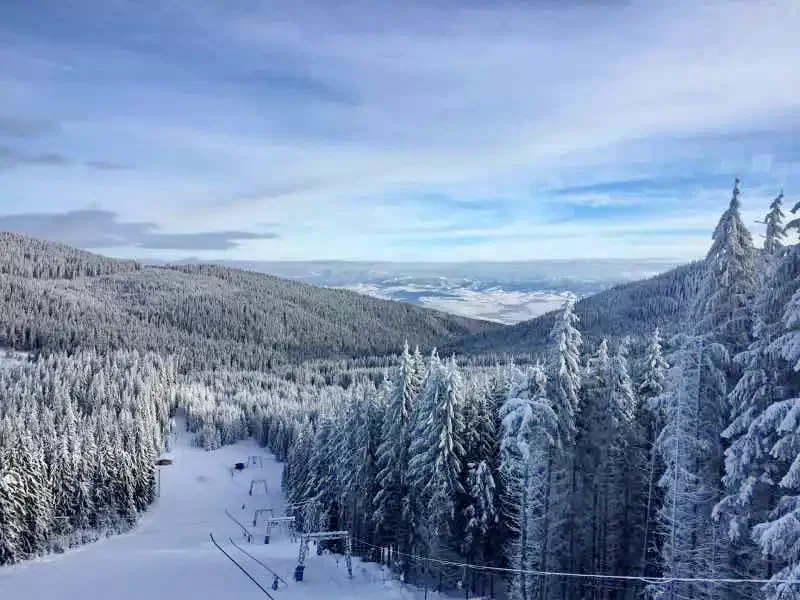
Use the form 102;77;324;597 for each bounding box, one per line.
1;0;798;262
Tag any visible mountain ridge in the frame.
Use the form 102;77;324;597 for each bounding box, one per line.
448;259;705;355
0;232;498;369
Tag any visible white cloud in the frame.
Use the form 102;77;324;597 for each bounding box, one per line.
1;0;798;260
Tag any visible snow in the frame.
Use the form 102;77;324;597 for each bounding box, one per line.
0;349;29;370
0;423;443;600
342;282;575;324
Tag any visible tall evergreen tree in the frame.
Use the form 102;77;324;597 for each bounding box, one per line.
715;231;800;594
694;177;757;352
745;244;800;600
373;342;423;568
761;191;786;256
654;179;756;599
639;329;669;400
407;354;467;565
547;298;584;599
637;329;669;579
500;363;557;600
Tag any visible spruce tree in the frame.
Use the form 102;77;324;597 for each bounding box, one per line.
500;362;557;600
547;298;584;598
374;342;423;567
407;353;467;564
747;244;800;599
694;177;757;352
762;191;786;255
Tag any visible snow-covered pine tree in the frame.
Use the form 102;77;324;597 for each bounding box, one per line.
500;362;558;600
462;373;502;567
407;353;467;566
748;243;800;600
694;177;757;353
652;337;709;600
572;340;634;594
0;442;25;564
303;413;340;532
546;298;584;599
486;364;515;569
549;298;583;445
652;179;756;598
761;191;786;256
464;459;497;564
373;342;423;567
635;329;669;579
639;329;669;400
715;218;800;595
340;381;384;556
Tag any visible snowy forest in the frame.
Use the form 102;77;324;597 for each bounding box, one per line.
3;179;800;600
0;351;177;563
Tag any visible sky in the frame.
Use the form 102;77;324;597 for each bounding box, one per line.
0;0;798;262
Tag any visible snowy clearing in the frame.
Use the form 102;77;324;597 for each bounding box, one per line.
0;425;441;600
0;348;30;370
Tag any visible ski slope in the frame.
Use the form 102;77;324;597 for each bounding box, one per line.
0;424;439;600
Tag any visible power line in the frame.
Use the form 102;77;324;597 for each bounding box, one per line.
350;536;800;586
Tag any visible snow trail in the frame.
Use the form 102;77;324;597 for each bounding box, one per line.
0;424;440;599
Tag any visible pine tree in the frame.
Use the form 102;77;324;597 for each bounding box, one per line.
373;342;423;567
407;353;467;563
651;179;757;598
464;459;497;563
462;374;502;567
572;340;634;594
694;177;757;352
715;239;800;592
636;329;669;579
639;329;669;400
500;362;557;600
549;298;583;444
0;444;25;564
761;192;786;255
747;245;800;599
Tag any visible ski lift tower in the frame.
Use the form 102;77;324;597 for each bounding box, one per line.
260;516;296;544
249;479;268;496
294;531;353;582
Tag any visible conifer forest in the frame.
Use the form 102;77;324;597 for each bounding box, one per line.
3;179;800;600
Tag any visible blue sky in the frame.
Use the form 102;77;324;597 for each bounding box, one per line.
0;0;798;261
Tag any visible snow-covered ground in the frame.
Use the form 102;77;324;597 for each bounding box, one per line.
0;348;30;370
0;425;439;599
341;282;575;324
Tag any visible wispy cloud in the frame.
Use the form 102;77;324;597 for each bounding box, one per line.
0;147;69;169
0;0;797;260
84;160;129;171
0;147;130;171
0;209;279;250
0;116;59;138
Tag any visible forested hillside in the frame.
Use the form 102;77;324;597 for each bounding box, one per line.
6;181;800;600
162;180;800;600
0;351;177;564
451;259;705;356
0;232;140;278
0;234;497;370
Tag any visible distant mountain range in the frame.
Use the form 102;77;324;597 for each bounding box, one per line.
0;233;702;367
145;258;680;324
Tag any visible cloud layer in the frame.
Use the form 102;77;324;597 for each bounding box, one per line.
0;0;797;260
